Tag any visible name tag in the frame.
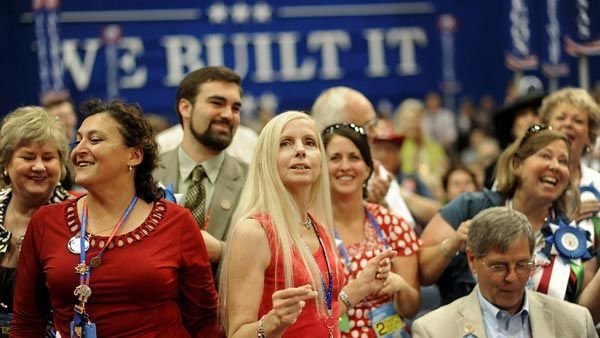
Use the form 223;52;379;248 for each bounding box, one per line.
0;312;12;336
70;321;97;338
368;303;409;338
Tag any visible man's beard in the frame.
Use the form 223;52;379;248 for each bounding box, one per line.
190;117;235;152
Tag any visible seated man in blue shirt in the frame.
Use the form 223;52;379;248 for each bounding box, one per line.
412;207;597;338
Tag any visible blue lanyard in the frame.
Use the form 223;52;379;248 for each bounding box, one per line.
366;211;390;248
307;217;336;335
335;208;390;269
73;195;138;326
79;196;138;284
78;205;89;284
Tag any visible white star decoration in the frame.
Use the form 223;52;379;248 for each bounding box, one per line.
207;2;272;24
207;2;228;24
231;2;250;23
253;2;272;23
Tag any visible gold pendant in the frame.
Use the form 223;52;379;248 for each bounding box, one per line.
74;304;85;314
74;325;82;337
74;284;93;303
74;263;88;275
90;256;102;269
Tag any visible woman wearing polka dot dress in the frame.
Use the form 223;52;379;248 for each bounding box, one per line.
323;123;422;338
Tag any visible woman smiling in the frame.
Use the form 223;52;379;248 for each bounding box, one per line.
0;106;73;337
540;88;600;322
323;123;421;338
419;126;597;312
11;99;218;337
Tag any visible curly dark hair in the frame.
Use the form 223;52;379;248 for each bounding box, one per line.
79;98;161;202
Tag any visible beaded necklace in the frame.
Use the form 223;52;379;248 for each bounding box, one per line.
306;217;335;338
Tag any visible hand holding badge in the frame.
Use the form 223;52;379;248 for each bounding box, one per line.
370;274;412;338
368;303;409;338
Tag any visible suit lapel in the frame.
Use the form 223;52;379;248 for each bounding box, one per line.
156;149;180;189
158;149;246;241
207;155;245;241
528;290;555;337
457;288;488;338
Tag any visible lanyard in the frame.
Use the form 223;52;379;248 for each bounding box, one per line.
307;217;335;336
84;196;138;267
73;195;138;325
335;208;390;269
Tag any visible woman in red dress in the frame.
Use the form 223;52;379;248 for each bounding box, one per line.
11;99;219;337
220;111;395;337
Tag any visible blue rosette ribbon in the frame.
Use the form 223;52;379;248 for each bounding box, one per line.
163;184;177;203
157;181;177;203
541;219;592;263
579;183;600;217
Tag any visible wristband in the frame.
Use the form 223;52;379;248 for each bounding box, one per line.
257;315;266;338
439;238;458;258
339;290;353;310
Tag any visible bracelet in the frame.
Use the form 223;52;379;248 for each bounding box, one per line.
439;239;458;258
339;290;353;310
257;315;266;338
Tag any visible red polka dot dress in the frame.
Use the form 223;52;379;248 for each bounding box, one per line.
338;203;422;338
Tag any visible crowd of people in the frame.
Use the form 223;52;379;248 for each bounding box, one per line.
2;65;600;337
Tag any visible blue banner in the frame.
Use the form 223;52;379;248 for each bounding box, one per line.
26;1;447;122
1;1;599;122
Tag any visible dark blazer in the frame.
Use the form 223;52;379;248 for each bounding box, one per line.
412;287;598;338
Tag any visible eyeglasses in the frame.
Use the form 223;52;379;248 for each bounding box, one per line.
520;124;551;146
480;259;536;276
323;123;366;136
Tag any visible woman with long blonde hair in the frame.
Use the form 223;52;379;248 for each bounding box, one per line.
220;111;394;337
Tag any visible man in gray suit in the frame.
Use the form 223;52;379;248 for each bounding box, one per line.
412;207;597;338
155;66;247;272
